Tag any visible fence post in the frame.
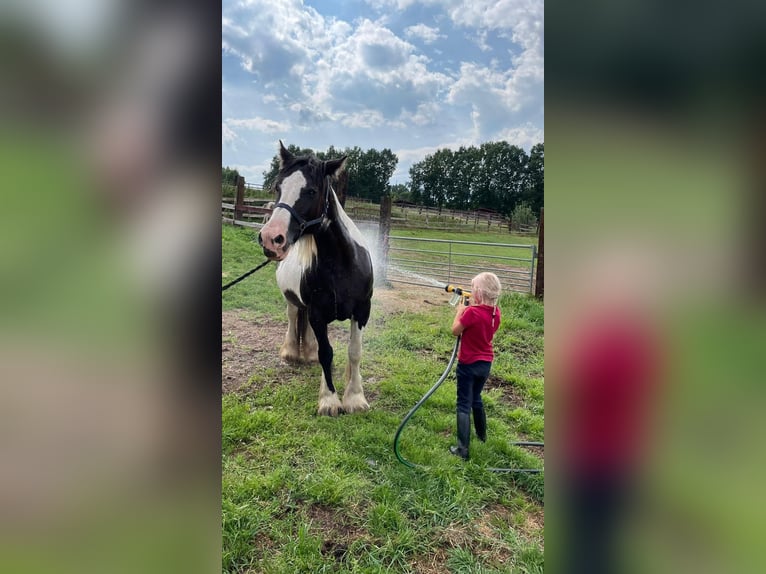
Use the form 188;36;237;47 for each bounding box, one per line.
379;194;392;285
534;208;544;299
234;175;245;224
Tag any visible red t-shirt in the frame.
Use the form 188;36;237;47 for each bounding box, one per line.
458;304;501;364
560;312;661;477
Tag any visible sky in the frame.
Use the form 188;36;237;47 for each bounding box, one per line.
222;0;544;185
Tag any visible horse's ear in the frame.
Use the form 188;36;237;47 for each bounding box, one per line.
324;155;347;177
279;140;293;168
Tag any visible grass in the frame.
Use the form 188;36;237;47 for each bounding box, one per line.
222;224;544;573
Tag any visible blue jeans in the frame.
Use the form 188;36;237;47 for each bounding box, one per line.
456;361;491;415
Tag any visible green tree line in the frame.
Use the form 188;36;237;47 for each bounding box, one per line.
409;142;543;216
257;140;543;216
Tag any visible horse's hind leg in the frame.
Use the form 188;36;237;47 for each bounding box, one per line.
342;320;369;413
280;302;302;363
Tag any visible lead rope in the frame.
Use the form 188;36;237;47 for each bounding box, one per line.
221;259;271;292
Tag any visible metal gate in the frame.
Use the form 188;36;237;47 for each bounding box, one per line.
386;236;536;294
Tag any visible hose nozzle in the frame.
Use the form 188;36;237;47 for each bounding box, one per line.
445;284;471;305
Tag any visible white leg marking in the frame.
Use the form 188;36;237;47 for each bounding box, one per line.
280;302;301;363
318;371;343;417
342;321;369;413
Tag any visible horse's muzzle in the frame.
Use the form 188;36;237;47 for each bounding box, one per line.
262;247;282;261
258;228;289;261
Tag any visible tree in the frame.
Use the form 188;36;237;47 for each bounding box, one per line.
523;143;544;216
349;148;398;202
407;141;538;215
389;183;410;202
511;201;536;228
221;166;240;186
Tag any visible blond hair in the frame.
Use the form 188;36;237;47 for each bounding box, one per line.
471;272;502;306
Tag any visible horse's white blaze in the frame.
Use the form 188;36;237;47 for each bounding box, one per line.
342;320;369;412
263;170;306;238
275;235;317;305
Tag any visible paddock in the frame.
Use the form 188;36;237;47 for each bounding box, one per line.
221;222;544;573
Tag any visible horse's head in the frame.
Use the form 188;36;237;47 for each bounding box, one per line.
258;141;347;261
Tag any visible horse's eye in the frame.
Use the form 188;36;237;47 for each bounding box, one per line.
304;188;317;197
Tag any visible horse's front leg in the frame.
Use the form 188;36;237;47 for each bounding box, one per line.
309;315;343;416
279;302;302;363
342;320;369;413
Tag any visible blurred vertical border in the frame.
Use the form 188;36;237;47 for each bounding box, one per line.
0;1;221;572
546;1;766;573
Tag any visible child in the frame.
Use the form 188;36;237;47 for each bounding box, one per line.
449;272;502;460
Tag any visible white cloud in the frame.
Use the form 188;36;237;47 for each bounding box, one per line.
495;123;544;149
305;19;450;124
222;123;239;146
338;110;386;129
404;24;443;44
448;0;543;96
225;117;290;133
446;59;543;140
222;0;543;184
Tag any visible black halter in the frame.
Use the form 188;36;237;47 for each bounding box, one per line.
273;176;332;236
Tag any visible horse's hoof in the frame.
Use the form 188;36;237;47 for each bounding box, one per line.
342;394;370;414
317;405;344;417
317;395;344;416
279;346;301;363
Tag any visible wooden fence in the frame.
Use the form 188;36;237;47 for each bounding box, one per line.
221;179;539;236
221;176;272;228
344;199;537;235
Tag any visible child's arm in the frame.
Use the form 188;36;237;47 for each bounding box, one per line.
452;300;468;336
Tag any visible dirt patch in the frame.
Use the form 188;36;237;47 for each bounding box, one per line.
372;282;451;315
222;311;286;393
484;375;528;409
222;282;451;393
479;503;545;540
410;548;450;574
307;504;366;564
523;508;545;539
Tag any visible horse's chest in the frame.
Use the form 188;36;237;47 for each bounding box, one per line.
275;236;318;306
276;261;304;305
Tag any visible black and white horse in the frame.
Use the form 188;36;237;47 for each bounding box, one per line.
258;142;373;416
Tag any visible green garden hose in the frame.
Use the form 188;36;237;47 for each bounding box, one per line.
393;335;544;474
